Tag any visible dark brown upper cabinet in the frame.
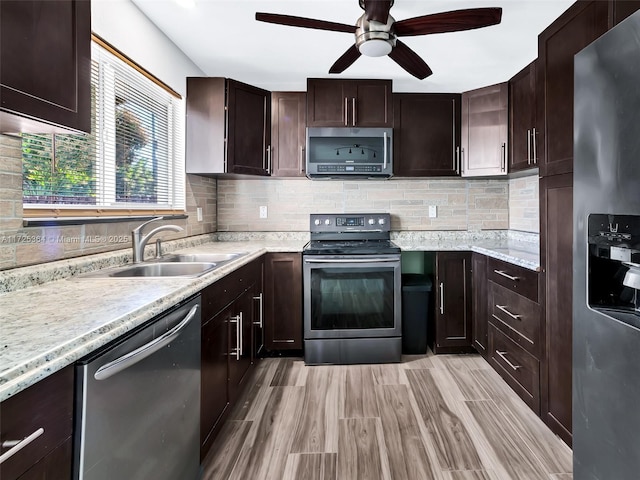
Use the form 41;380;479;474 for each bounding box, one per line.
537;0;609;177
186;77;271;176
393;93;461;177
306;78;392;128
271;92;307;177
0;0;91;134
608;0;640;27
509;60;539;173
461;82;508;177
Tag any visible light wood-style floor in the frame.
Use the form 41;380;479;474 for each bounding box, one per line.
201;352;572;480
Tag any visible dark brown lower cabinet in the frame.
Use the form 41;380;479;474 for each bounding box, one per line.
471;253;488;357
200;257;262;460
264;253;303;350
433;252;473;353
0;366;74;480
540;173;573;446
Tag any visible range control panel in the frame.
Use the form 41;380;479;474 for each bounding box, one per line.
309;213;391;233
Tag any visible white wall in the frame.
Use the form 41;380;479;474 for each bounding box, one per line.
91;0;205;96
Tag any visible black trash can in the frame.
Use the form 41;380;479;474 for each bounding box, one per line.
401;273;432;354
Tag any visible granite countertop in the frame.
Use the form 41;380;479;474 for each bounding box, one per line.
0;231;539;402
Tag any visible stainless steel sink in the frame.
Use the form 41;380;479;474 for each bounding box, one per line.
161;252;246;264
82;262;217;278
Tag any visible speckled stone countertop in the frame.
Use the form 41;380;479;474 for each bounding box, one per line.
0;230;538;401
0;238;307;401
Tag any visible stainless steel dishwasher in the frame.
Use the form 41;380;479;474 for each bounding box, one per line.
74;296;201;480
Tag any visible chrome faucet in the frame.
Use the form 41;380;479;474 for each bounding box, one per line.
132;217;184;263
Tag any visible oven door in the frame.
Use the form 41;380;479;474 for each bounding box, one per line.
303;254;401;339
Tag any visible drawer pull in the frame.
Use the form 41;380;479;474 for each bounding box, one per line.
496;304;522;320
494;269;519;281
495;350;522;371
0;427;45;464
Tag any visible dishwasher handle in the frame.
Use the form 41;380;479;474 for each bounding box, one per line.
94;304;199;381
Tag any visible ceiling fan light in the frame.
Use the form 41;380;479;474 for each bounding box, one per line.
359;39;392;57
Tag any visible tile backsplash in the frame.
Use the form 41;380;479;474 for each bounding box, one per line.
509;174;539;233
217;177;511;232
0;134;216;270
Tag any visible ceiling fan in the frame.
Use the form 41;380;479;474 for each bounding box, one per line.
256;0;502;80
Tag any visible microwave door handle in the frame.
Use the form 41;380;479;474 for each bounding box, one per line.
383;131;388;170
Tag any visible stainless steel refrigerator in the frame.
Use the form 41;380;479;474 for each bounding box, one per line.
574;10;640;480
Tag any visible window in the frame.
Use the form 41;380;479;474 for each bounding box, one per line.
22;38;185;215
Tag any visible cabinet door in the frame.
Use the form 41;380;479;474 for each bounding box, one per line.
608;0;640;27
306;78;348;127
271;92;306;177
227;79;271;176
393;93;461;177
537;1;608;177
265;253;303;350
471;253;488;357
0;0;91;133
228;288;254;403
540;173;573;445
509;61;538;172
350;79;393;127
200;306;230;459
434;252;473;353
306;79;392;128
0;366;73;480
461;83;508;177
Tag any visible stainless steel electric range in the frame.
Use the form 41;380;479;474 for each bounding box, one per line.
303;213;402;365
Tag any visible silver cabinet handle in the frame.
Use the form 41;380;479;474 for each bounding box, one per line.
383;131;388;170
0;428;45;464
95;304;199;380
494;269;519;281
455;147;460;175
496;304;522;320
501;143;506;172
344;97;348;126
253;293;263;328
300;145;305;174
352;97;357;126
532;127;537;164
496;350;522;370
439;282;444;315
266;145;272;174
230;313;242;360
461;147;465;174
527;129;531;165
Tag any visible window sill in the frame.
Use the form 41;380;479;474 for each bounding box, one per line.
23;214;188;227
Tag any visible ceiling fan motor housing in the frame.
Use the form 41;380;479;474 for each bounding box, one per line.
355;13;396;56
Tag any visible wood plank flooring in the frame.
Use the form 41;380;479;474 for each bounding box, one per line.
201;352;572;480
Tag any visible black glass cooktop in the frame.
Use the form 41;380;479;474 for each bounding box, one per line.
303;239;401;255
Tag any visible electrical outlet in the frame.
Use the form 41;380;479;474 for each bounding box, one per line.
259;206;268;219
196;207;203;222
428;205;437;218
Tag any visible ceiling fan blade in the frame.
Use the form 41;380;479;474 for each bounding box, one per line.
388;40;433;80
363;0;393;24
394;7;502;37
329;45;362;74
256;12;356;34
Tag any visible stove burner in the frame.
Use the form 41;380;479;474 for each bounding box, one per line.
304;239;400;256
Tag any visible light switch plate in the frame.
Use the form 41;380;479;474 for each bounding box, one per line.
196;207;203;222
259;206;268;219
428;205;437;218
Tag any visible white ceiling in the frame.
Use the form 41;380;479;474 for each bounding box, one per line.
131;0;574;93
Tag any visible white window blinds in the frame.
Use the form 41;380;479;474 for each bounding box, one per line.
22;41;185;213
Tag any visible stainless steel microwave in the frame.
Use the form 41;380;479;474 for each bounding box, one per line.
305;127;393;179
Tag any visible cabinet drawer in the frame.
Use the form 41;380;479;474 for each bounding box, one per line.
202;258;262;320
488;324;540;413
489;282;541;357
0;366;74;480
487;257;538;302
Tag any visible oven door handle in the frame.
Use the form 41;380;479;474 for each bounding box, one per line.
304;258;399;264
